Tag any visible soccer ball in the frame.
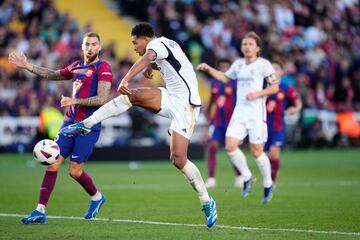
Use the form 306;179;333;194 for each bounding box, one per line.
33;139;60;165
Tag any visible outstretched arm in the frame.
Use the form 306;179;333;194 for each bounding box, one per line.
8;52;66;80
197;63;230;82
60;81;111;107
118;49;156;94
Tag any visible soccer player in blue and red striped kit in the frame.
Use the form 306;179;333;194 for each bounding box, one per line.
265;60;302;183
204;59;242;189
8;32;112;224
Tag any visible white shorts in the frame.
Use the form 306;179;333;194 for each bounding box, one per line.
157;87;200;140
225;115;268;144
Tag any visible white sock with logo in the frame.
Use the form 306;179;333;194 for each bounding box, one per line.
181;160;210;205
83;95;132;128
228;148;252;181
255;152;273;188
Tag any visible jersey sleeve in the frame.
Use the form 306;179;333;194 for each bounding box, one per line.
263;60;278;85
98;62;113;82
146;38;168;60
225;60;239;79
59;61;78;79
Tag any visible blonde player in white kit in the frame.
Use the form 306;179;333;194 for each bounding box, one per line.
197;31;279;203
61;23;217;227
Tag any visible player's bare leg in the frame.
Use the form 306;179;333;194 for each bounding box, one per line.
171;132;209;201
69;162;106;219
21;156;65;224
61;88;162;136
127;88;162;112
69;162;103;201
171;131;217;227
88;88;160;127
268;145;281;182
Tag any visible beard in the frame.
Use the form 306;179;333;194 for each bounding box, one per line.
85;52;98;63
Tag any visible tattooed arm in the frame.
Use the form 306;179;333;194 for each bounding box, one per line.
8;52;66;80
60;81;111;107
29;66;66;80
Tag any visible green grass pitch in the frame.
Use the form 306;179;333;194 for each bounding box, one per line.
0;149;359;239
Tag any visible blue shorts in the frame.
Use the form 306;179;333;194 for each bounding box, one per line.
264;130;285;152
210;126;227;145
54;122;100;163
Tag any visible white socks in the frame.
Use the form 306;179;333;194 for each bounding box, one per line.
84;95;132;128
91;191;102;201
228;149;273;188
228;148;252;181
181;160;210;205
255;152;273;188
36;204;46;213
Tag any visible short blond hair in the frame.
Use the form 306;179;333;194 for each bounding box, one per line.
243;31;262;56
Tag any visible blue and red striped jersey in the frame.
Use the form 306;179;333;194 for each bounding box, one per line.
267;82;299;132
210;79;236;128
60;60;112;128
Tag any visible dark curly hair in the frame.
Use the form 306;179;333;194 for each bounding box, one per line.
131;23;155;38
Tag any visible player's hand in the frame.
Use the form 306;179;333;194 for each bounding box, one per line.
117;79;132;95
143;65;153;79
60;95;76;107
8;52;28;69
246;92;259;101
197;63;210;72
267;100;276;112
286;107;297;115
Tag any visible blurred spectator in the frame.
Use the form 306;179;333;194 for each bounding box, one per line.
1;0;360;148
0;0;126;119
118;0;360;148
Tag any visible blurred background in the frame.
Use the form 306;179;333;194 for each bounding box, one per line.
0;0;359;159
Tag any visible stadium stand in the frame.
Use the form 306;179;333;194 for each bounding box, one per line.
0;0;359;152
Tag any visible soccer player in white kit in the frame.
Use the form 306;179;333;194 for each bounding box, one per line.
62;23;217;227
197;31;279;203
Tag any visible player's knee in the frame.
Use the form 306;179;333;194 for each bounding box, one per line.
209;141;219;149
270;149;281;159
69;168;82;179
225;143;237;153
170;152;186;169
127;89;142;105
46;156;64;172
47;164;60;172
250;148;263;159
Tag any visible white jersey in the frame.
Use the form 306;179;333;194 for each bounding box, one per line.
225;57;277;122
146;37;201;106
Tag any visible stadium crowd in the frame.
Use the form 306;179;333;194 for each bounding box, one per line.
0;0;359;148
118;0;360;147
0;0;136;118
118;0;360;112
